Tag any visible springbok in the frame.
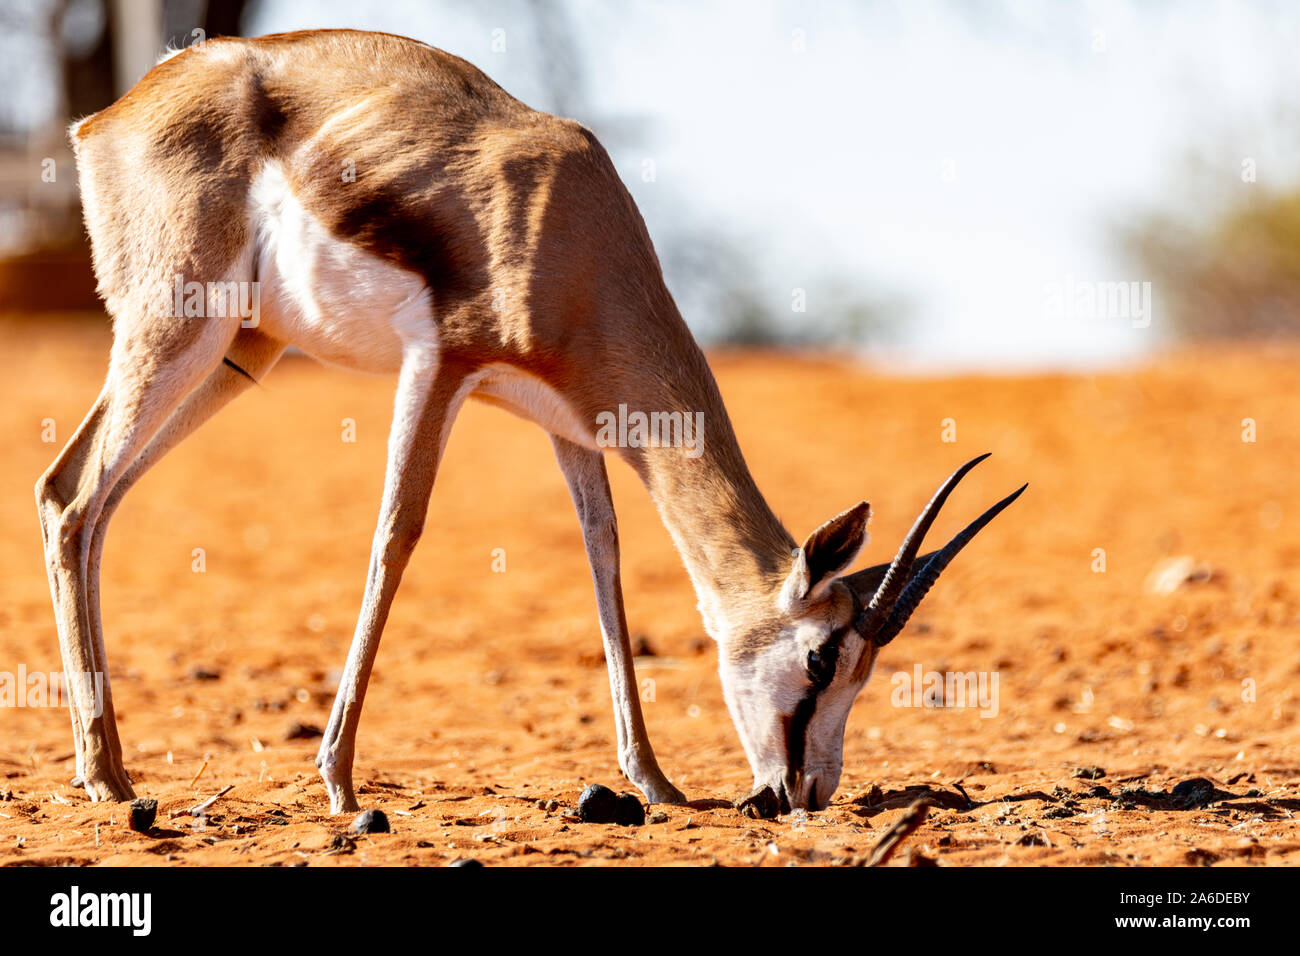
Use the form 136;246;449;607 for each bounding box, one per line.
38;29;1024;814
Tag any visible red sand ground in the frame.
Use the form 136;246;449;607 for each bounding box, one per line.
2;316;1298;866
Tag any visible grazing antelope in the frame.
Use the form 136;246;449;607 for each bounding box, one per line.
38;29;1024;814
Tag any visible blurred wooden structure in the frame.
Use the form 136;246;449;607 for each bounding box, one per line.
0;0;243;311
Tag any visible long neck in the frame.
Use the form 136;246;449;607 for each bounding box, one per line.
601;325;795;637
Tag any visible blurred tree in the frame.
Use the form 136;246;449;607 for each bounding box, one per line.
1125;190;1300;339
1123;128;1300;341
61;0;117;121
660;228;897;348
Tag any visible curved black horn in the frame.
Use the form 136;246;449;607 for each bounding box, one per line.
854;453;992;640
871;482;1028;646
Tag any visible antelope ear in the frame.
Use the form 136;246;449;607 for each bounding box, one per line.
779;501;871;613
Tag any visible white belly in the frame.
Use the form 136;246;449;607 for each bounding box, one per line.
248;160;435;373
246;162;594;449
471;364;598;449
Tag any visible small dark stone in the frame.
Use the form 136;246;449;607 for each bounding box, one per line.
1072;766;1106;780
735;785;781;820
1170;777;1218;807
189;667;221;681
449;858;484;867
614;793;645;826
284;722;324;740
127;797;157;833
647;810;669;825
577;783;620;823
326;834;356;854
350;809;390;834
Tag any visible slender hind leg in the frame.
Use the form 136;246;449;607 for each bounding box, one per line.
35;316;238;801
550;437;686;804
36;387;110;787
72;329;285;787
317;351;473;813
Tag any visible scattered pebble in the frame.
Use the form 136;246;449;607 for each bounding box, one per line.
127;798;157;833
577;784;619;823
1170;777;1219;808
571;785;646;826
647;810;669;825
614;793;645;827
1143;556;1216;595
350;809;391;834
1072;766;1106;780
284;722;324;740
449;858;484;867
324;834;356;855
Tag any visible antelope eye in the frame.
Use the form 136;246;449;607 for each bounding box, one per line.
806;647;836;687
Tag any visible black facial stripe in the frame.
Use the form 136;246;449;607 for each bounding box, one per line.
787;587;865;784
784;691;818;780
790;622;857;775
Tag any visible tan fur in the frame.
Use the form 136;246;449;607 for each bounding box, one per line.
40;29;1011;814
43;30;816;809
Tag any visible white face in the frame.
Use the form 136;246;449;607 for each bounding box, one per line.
718;582;879;811
712;461;1024;810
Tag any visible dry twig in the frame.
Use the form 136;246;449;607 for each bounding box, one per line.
858;797;933;867
169;784;234;819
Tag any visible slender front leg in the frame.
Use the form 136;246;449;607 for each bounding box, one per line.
317;350;470;814
551;437;686;804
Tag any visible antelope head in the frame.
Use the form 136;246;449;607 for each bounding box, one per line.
718;453;1026;812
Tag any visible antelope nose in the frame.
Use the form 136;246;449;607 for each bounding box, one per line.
805;777;822;812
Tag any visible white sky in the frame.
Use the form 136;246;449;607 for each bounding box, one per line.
235;1;1300;368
